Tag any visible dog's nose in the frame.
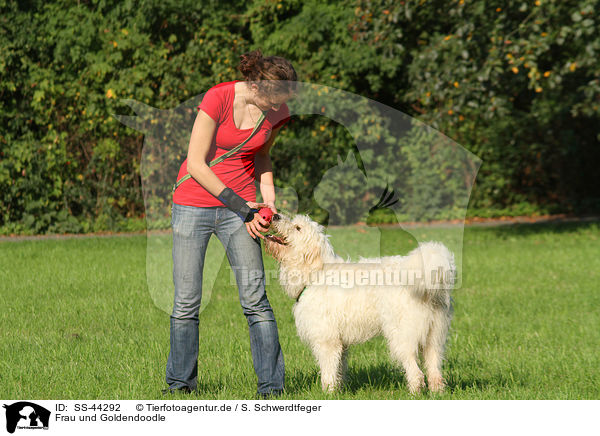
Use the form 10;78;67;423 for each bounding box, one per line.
272;214;281;221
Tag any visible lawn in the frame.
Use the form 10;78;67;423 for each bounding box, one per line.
0;220;598;400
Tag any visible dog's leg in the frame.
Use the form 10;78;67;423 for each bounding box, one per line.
424;315;449;393
339;345;348;386
312;341;344;392
385;329;425;394
340;345;349;386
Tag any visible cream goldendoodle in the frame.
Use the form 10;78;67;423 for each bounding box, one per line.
264;213;455;394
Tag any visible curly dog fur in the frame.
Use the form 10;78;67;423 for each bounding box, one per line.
264;213;455;394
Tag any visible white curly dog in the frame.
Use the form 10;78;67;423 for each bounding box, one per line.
264;213;455;394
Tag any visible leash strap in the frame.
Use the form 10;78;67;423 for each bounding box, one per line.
173;110;267;192
296;287;306;302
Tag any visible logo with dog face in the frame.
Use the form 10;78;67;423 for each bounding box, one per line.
2;402;50;433
115;81;480;314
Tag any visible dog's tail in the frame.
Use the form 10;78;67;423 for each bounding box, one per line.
407;241;456;298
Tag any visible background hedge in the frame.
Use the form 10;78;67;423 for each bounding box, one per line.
1;0;598;234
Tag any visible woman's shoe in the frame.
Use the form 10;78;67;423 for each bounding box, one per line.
161;386;193;395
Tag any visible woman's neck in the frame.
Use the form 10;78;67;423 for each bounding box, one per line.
241;81;258;106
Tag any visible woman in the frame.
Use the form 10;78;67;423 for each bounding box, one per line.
164;50;297;397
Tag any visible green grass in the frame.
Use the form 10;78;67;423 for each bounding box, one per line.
0;221;599;399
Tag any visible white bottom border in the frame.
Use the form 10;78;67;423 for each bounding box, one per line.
0;400;596;436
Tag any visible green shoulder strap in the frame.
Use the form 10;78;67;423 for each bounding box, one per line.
173;110;267;193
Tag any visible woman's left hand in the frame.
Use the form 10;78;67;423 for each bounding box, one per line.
245;202;275;239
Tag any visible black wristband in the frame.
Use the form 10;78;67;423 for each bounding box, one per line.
217;188;255;222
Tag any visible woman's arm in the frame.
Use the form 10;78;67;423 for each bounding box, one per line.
186;110;227;196
255;126;282;212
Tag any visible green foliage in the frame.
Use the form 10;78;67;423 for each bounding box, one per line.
0;0;248;234
401;0;600;211
1;0;598;234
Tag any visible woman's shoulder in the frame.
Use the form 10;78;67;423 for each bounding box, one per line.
201;80;237;102
207;80;238;94
197;81;238;115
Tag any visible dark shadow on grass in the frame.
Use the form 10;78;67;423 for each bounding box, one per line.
442;355;527;394
344;363;500;395
250;358;515;397
469;219;599;240
444;375;494;393
162;380;262;400
443;371;526;395
283;363;404;395
344;363;404;393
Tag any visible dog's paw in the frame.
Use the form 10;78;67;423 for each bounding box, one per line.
321;382;338;393
321;378;342;393
428;375;446;393
407;374;425;395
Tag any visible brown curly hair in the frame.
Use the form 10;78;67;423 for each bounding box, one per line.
238;49;298;97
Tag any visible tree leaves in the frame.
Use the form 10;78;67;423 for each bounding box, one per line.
1;0;598;234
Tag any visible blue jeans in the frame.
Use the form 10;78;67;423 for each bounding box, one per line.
165;203;285;394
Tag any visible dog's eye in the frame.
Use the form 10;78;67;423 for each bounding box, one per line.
295;225;301;231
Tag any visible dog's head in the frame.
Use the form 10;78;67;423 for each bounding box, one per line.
264;213;335;273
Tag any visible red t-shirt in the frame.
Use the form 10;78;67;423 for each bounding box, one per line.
173;80;290;207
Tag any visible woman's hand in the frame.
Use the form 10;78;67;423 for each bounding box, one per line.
244;202;276;239
264;201;277;214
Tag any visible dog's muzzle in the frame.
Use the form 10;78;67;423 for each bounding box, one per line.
264;234;286;245
264;216;286;245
